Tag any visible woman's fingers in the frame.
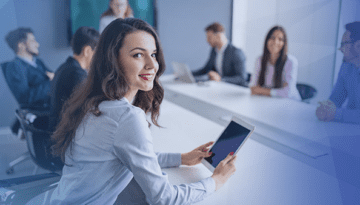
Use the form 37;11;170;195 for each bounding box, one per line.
199;141;214;151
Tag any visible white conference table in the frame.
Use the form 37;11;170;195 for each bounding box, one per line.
24;99;358;204
151;100;355;205
157;75;360;203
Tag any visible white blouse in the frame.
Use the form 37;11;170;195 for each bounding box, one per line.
49;98;215;205
249;55;301;101
99;15;117;33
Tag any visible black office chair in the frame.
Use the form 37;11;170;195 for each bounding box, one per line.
2;62;55;174
246;73;252;83
8;108;64;175
296;83;317;103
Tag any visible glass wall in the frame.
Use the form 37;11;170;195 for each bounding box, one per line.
232;0;343;103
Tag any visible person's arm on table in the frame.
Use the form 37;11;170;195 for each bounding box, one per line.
114;111;216;205
114;110;236;204
316;64;360;123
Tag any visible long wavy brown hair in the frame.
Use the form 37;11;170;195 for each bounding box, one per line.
101;0;133;18
258;26;288;88
51;18;165;162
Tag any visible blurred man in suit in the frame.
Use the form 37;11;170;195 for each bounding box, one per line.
2;27;53;109
192;22;247;86
2;28;53;134
316;21;360;124
49;27;100;131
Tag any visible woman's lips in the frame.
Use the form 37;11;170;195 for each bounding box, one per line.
139;74;153;80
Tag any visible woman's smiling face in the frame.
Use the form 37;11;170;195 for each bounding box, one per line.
119;30;158;95
267;29;285;55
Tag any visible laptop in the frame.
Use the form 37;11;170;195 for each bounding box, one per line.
171;62;196;83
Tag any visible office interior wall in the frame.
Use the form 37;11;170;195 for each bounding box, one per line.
232;0;341;103
156;0;232;74
0;0;72;127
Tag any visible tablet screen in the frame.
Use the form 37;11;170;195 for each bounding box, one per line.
204;121;250;167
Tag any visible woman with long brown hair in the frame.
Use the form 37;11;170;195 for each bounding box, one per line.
99;0;134;33
249;26;301;100
49;18;236;204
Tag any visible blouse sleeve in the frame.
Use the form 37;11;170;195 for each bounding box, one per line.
113;108;215;205
270;56;298;98
99;17;108;34
249;56;262;87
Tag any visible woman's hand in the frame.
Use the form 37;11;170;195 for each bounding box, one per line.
250;86;271;96
181;141;214;166
211;152;237;191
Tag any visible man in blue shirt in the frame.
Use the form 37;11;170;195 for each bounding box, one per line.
316;21;360;124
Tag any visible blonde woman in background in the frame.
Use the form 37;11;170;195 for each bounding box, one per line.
99;0;134;33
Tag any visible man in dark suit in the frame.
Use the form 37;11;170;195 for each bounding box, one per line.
2;28;54;109
49;27;99;131
2;28;54;134
192;22;247;86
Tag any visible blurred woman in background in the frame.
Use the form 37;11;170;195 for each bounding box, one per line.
249;26;301;100
99;0;134;33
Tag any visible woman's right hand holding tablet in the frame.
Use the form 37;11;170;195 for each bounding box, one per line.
211;152;237;191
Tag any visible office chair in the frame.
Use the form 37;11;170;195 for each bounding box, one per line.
246;73;252;83
296;83;317;103
7;108;64;175
1;62;54;175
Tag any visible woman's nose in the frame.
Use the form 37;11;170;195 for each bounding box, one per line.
146;56;158;70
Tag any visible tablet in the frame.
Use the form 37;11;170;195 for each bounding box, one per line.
201;117;255;172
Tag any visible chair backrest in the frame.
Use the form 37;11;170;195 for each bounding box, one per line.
296;83;317;101
1;62;17;103
15;109;63;172
246;73;252;83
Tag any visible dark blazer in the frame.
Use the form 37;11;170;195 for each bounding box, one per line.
192;43;247;86
1;57;51;108
49;57;87;131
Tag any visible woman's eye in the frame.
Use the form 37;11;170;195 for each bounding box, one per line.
133;53;142;58
151;53;157;58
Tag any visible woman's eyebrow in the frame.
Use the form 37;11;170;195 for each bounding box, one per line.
130;47;146;52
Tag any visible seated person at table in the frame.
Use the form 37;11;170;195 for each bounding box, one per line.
49;18;237;204
192;22;247;86
49;27;99;132
2;27;54;109
316;21;360;124
249;26;301;101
